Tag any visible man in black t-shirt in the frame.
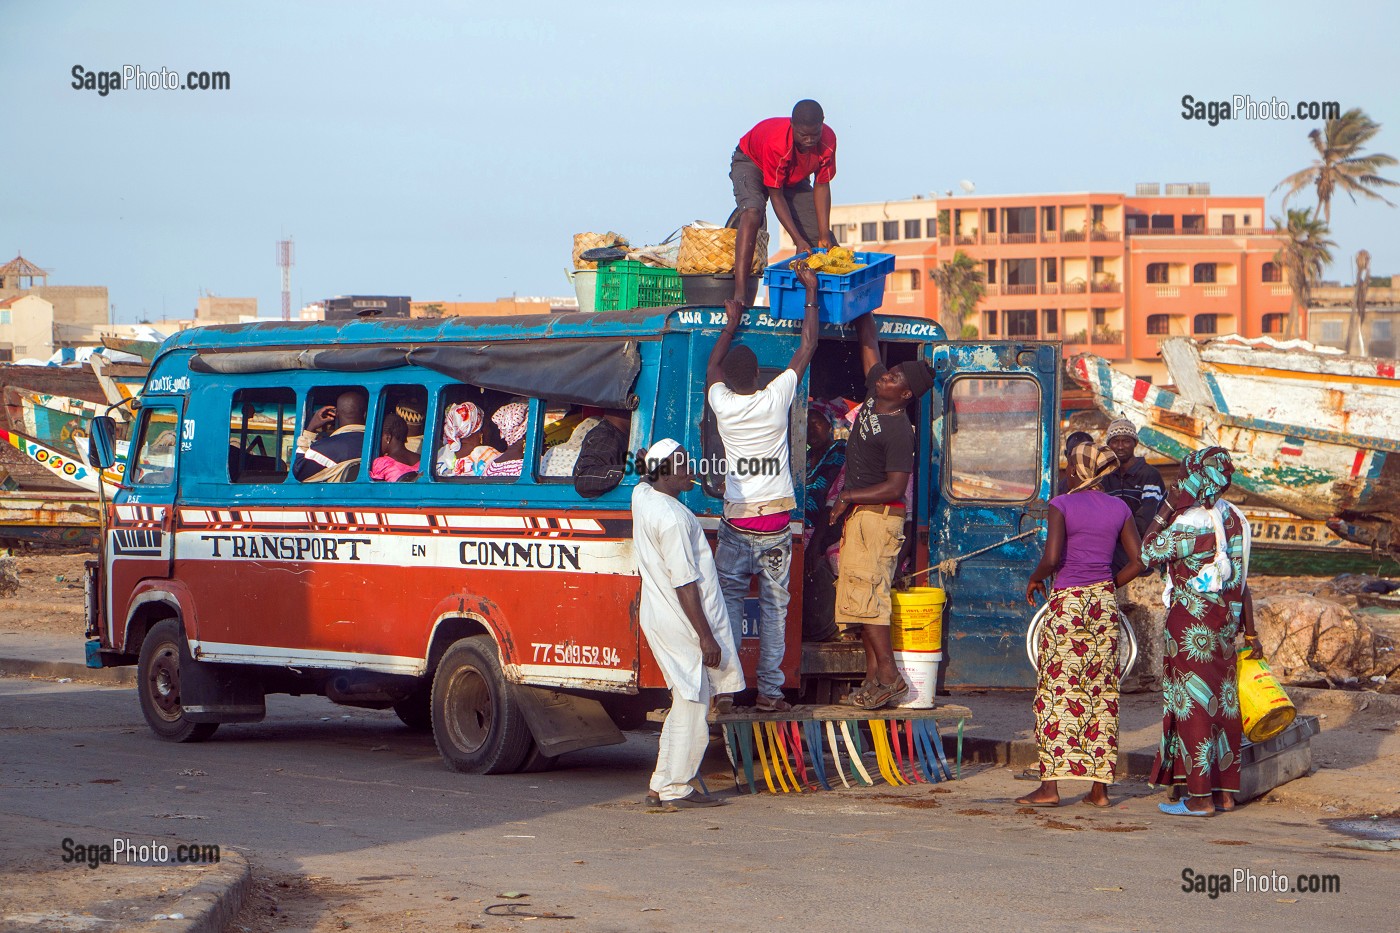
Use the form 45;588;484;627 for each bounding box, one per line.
828;312;935;710
1100;419;1164;573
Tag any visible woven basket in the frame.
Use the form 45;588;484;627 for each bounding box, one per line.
572;231;629;270
677;226;769;275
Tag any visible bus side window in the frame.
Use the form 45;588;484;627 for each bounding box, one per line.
229;388;296;484
537;402;599;481
131;405;181;486
944;376;1041;502
371;386;427;482
294;386;369;483
432;384;521;481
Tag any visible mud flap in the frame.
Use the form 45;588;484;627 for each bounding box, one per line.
510;684;624;757
179;636;266;724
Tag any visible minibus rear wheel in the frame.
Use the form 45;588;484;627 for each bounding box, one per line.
137;619;219;743
431;635;531;774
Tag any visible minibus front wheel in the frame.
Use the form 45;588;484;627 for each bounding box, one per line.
432;635;531;774
137;619;219;743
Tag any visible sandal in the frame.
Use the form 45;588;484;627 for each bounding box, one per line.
839;680;874;706
851;677;909;710
755;694;793;712
713;695;735;715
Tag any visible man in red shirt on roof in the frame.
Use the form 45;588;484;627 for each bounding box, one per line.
729;99;837;305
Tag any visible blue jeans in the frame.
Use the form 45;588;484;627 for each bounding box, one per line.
716;521;792;698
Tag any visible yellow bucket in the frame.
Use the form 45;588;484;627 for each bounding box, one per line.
1237;648;1296;742
890;587;946;653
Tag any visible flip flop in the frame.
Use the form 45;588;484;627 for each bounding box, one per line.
1158;799;1215;817
1014;798;1061;808
1079;797;1112;809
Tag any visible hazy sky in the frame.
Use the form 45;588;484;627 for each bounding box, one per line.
3;0;1398;323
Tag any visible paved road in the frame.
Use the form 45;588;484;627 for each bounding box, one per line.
1;676;1392;931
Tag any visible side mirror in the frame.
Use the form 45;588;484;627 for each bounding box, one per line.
90;416;118;470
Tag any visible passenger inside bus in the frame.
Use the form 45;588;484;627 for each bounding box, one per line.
293;387;367;483
435;399;497;477
481;401;529;478
371;411;420;482
539;405;603;478
573;409;632;497
396;398;426;453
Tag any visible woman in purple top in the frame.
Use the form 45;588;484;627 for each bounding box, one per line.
1017;444;1144;808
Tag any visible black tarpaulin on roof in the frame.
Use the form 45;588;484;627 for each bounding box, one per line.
187;340;641;409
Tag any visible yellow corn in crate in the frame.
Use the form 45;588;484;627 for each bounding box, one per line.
791;246;865;276
890;587;946;652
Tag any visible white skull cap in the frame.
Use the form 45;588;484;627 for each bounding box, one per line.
644;438;682;466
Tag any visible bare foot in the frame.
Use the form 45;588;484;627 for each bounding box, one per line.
1212;791;1236;812
1081;788;1112;808
1014;781;1060;807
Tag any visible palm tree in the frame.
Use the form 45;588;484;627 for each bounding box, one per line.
1274;108;1399;225
929;250;986;337
1271;208;1336;340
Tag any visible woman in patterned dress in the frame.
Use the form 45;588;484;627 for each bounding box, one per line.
1141;446;1261;817
1018;444;1144;808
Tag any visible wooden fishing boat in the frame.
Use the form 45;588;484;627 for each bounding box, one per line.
1070;353;1400;556
0;491;99;548
0;428;124;493
1162;336;1400;444
101;334;163;364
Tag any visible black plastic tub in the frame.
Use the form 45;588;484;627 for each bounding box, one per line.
681;273;758;307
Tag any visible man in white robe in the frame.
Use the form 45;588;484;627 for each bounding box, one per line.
631;438;745;807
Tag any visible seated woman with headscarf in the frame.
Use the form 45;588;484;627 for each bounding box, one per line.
1018;444;1144;808
1140;446;1260;817
435;401;502;477
482;401;529;478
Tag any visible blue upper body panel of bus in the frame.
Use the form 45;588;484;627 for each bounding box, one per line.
130;307;948;518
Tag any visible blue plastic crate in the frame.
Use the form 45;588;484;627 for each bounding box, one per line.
763;250;896;323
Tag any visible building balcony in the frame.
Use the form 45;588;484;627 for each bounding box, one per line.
1062;281;1088;294
1003;283;1038;296
1126;226;1268;237
1090;280;1122;293
1145;283;1236;300
1089;230;1122;242
1003;232;1037;244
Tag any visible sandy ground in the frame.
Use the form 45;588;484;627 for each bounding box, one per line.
0;550;89;638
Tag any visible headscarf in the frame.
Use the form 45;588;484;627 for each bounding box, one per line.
440;402;484;455
1067;443;1119;492
1177;446;1234;507
492;402;529;447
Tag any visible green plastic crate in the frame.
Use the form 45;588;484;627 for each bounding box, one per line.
595;260;684;311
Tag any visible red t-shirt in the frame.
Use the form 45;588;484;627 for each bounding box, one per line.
738;117;837;189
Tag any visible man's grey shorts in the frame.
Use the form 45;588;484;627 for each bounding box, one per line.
729;148;823;244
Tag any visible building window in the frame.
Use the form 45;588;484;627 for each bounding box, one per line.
983;310;998;336
1135;375;1155;385
1043;207;1057;232
985;260;997;285
1243;214;1252;226
882;220;900;241
1043;258;1057;284
908;270;921;291
905;218;922;240
830;225;843;245
1262;262;1282;283
1319;321;1344;344
0;310;9;325
1193;263;1217;284
861;221;877;242
0;347;13;362
1182;214;1205;233
1147;314;1170;335
1374;320;1393;341
1262;313;1286;334
1147;263;1169;284
927;217;938;237
1194;314;1218;335
1043;309;1058;334
1006;310;1037;337
1093;309;1107;327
